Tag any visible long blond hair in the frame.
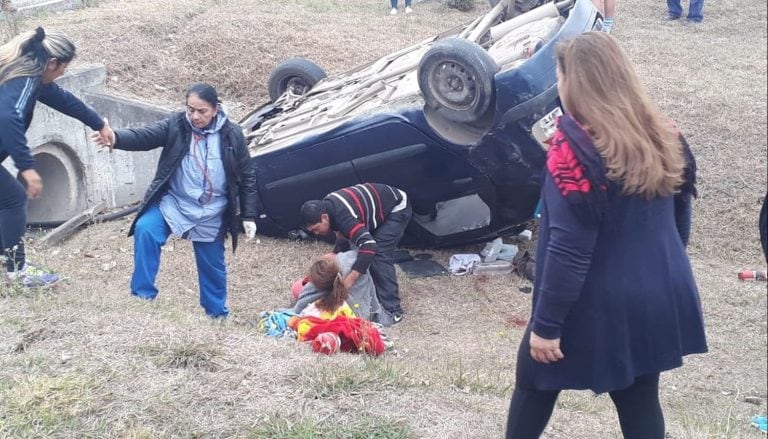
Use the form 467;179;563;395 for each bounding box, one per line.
556;32;684;198
308;256;348;313
0;27;76;86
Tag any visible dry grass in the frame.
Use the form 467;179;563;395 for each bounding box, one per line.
13;0;484;117
1;0;767;437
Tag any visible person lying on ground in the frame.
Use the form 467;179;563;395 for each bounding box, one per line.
292;251;394;326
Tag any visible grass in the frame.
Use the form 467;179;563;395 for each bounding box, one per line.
249;414;411;439
443;358;514;397
141;341;222;371
0;0;766;437
1;374;99;436
299;358;412;399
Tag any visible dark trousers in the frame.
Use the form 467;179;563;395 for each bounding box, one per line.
760;193;767;264
505;373;664;439
0;166;27;272
370;204;412;315
667;0;704;21
131;205;229;317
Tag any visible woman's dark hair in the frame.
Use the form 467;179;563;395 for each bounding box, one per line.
300;200;327;227
186;83;219;107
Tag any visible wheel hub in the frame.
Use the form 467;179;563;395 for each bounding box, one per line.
431;61;477;110
286;77;309;96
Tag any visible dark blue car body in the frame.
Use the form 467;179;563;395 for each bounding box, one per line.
243;0;601;247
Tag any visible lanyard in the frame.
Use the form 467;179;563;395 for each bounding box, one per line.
191;133;215;204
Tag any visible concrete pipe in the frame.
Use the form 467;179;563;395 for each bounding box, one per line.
24;142;86;223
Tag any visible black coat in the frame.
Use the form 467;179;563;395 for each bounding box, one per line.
114;111;258;252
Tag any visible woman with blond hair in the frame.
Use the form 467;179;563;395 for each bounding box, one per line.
0;27;114;287
504;32;707;438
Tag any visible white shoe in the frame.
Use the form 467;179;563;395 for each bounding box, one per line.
405;6;413;13
390;7;397;15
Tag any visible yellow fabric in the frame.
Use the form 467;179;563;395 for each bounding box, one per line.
294;301;355;341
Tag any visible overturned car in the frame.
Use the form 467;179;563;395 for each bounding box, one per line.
241;0;603;247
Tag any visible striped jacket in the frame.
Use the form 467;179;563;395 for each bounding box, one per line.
0;76;104;171
324;183;406;273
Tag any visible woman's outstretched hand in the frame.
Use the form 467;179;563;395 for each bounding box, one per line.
91;118;115;152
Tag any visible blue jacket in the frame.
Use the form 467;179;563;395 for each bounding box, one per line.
518;172;707;393
0;76;104;171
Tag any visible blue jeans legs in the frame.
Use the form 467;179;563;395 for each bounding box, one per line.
667;0;704;21
131;205;229;317
193;239;228;318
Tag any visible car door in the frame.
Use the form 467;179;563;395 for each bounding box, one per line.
255;135;359;233
347;120;483;208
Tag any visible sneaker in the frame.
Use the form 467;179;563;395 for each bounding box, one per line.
392;312;404;324
6;263;61;287
665;14;681;21
405;6;413;13
682;18;702;26
390;7;397;15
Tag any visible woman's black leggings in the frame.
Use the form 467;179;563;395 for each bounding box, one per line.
0;166;27;272
505;373;664;439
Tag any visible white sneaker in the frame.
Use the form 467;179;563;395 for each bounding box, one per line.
390;7;397;15
405;6;413;13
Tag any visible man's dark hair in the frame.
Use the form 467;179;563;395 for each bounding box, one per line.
300;200;327;226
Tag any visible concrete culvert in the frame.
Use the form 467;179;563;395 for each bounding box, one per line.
23;142;86;224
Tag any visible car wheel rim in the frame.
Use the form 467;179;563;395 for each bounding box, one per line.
286;77;309;95
430;61;478;111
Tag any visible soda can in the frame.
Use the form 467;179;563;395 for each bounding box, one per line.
738;270;768;281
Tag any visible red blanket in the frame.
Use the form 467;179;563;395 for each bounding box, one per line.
298;315;385;356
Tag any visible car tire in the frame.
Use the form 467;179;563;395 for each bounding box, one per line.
418;37;498;123
267;58;327;102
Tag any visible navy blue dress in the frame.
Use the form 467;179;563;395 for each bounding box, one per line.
516;172;708;394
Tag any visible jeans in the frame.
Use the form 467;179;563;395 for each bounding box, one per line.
667;0;704;21
390;0;412;7
0;166;27;272
131;204;229;317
